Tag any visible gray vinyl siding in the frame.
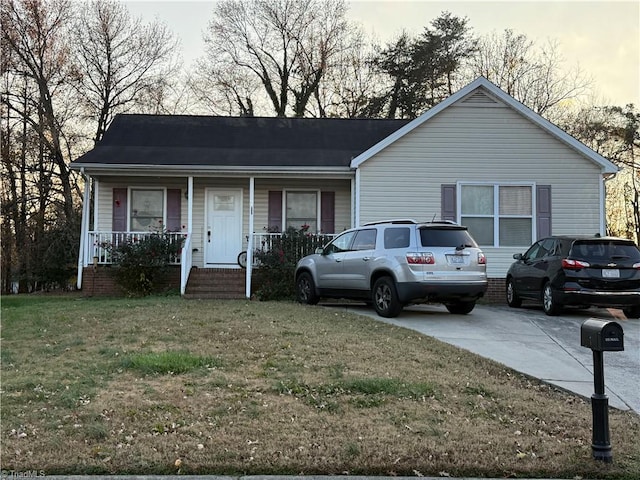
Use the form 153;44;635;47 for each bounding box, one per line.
357;102;603;278
95;177;350;268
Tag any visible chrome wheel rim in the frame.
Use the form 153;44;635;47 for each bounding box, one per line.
543;285;553;312
298;278;310;301
375;284;391;311
507;282;514;303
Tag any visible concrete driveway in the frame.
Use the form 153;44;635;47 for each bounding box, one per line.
326;302;639;414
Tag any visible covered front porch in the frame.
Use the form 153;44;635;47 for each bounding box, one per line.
76;174;348;297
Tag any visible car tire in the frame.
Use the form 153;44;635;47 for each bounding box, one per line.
372;277;403;318
445;301;476;315
542;281;562;316
623;306;640;319
506;278;522;308
296;272;319;305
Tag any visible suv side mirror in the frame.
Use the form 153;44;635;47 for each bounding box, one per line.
513;253;523;260
315;247;324;255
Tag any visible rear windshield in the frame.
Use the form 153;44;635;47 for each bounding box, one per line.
419;227;478;248
570;240;640;261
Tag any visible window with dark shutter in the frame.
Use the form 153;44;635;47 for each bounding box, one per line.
268;191;283;232
112;188;128;231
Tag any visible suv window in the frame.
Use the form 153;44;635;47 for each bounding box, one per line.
324;230;355;254
420;227;478;248
384;227;410;249
570;240;640;262
352;229;377;251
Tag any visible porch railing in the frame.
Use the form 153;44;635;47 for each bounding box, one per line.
251;232;335;258
87;231;185;265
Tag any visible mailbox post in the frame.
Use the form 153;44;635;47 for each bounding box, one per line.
580;318;624;463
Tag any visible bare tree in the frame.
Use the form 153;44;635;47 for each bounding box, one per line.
71;0;179;143
466;29;592;115
2;0;77;220
561;104;640;242
202;0;353;117
310;29;382;118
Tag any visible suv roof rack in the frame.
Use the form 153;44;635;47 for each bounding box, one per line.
419;220;460;226
363;219;418;226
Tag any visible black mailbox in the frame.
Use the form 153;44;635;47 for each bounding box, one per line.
581;319;624;352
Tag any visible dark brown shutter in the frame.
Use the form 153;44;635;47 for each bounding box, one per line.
441;184;456;222
166;189;181;231
536;185;552;239
320;191;335;233
112;188;128;231
268;191;282;232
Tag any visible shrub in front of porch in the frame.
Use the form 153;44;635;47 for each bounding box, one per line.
107;233;183;296
254;226;331;301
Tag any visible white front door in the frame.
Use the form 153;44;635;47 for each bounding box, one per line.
205;189;243;265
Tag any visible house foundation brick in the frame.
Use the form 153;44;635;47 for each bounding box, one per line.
82;266;508;304
484;278;506;304
81;266;180;296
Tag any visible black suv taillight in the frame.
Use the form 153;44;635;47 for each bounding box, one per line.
562;258;590;270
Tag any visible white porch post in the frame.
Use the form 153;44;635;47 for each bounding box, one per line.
188;176;193;232
353;169;360;227
76;170;91;290
246;177;255;298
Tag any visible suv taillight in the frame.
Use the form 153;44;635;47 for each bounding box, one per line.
634;262;640;269
478;252;486;265
562;258;590;269
406;252;434;264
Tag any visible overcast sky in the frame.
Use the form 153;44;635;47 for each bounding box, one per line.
124;0;639;107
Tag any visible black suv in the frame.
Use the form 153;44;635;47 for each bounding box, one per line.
506;235;640;318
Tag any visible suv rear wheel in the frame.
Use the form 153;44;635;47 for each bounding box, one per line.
372;277;403;318
623;306;640;319
296;272;319;305
445;301;476;315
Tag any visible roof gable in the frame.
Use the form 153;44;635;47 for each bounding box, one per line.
350;77;618;174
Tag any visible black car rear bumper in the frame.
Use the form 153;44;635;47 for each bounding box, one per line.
557;289;640;308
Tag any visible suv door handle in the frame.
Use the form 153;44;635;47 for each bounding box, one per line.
362;257;371;261
335;258;342;263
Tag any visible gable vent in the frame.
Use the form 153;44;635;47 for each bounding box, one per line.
461;90;498;105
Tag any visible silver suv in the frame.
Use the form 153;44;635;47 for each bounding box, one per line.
295;219;488;317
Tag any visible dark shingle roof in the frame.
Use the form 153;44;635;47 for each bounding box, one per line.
72;114;411;168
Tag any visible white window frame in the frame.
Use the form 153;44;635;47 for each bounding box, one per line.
128;187;167;231
457;182;536;247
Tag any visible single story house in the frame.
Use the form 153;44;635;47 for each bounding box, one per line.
70;76;618;300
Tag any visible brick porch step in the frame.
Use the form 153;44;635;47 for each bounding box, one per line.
183;268;246;299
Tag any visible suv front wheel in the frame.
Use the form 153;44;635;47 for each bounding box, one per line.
372;277;403;318
296;272;320;305
542;281;562;316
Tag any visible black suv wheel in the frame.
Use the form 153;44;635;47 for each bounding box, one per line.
506;277;522;308
542;281;562;316
623;306;640;319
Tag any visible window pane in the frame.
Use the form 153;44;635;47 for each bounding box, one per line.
500;186;532;215
131;189;163;230
286;192;317;231
384;227;410;249
499;218;532;246
461;217;493;245
352;229;377;250
461;185;493;215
